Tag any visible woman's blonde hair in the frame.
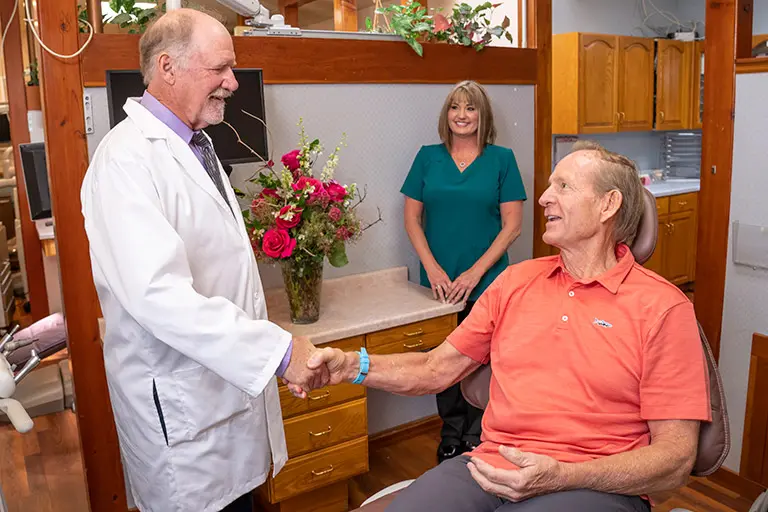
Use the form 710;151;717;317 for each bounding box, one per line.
438;80;497;152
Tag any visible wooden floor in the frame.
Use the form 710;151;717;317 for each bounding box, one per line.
0;410;756;512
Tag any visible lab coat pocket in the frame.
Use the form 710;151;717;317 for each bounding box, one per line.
163;365;250;446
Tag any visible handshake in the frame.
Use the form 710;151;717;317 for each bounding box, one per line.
280;336;358;398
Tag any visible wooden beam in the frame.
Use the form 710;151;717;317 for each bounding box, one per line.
278;0;299;28
37;0;127;510
736;56;768;74
737;0;754;59
87;0;104;32
0;0;50;321
528;0;553;258
80;34;539;87
517;0;524;48
694;0;737;360
334;0;357;32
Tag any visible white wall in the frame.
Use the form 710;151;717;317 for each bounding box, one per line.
554;132;664;172
718;72;768;471
553;0;699;36
85;82;535;435
755;0;768;35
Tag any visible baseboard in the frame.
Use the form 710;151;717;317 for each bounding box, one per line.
708;467;766;501
368;415;441;449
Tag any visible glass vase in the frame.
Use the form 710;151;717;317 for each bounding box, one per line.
279;258;324;324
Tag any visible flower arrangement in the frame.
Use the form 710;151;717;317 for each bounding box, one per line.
236;118;381;323
365;0;512;56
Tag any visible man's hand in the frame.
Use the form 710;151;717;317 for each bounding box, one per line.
281;337;330;399
467;446;564;502
285;347;358;398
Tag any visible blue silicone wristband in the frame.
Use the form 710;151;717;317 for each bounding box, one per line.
352;347;369;384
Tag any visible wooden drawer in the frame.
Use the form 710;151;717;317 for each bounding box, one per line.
284;398;367;458
269;436;368;502
278;335;363;388
366;315;456;352
655;196;670;216
669;192;697;214
280;381;365;419
369;330;447;355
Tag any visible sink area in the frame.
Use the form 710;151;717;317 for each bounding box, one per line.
644;177;700;198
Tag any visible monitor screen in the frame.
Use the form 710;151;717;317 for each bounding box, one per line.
18;142;51;220
0;114;10;143
105;69;269;165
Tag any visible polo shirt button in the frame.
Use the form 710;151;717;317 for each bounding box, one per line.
562;315;568;322
568;291;575;297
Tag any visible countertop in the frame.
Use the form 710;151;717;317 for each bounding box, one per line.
98;267;464;346
644;178;700;198
265;266;464;345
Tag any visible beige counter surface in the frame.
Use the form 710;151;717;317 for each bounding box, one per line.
97;267;463;346
265;266;464;345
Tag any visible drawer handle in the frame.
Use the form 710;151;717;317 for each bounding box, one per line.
404;328;424;337
308;390;331;401
403;340;424;349
678;201;687;206
311;465;334;477
309;426;333;437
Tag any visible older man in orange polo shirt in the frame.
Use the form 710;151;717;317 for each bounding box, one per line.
303;141;711;511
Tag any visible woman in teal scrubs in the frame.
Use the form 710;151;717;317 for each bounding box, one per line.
400;80;526;463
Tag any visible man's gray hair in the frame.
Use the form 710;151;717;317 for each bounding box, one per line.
570;140;645;246
139;11;197;86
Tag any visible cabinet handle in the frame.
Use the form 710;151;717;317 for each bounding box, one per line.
308;390;331;401
404;328;424;337
620;112;626;122
666;223;672;234
311;465;335;477
309;426;333;437
616;112;621;124
678;200;687;207
659;111;665;123
670;222;675;234
403;340;424;349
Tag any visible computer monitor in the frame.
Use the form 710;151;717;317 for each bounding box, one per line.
0;113;10;143
105;69;269;166
18;142;51;220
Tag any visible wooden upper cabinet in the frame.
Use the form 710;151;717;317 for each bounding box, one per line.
691;40;704;129
617;37;655;131
655;39;691;131
579;34;618;133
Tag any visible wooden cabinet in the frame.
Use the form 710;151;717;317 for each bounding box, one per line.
644;192;698;285
553;32;702;134
260;313;458;511
691;40;705;129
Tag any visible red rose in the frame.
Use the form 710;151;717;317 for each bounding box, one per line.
260;188;280;200
328;207;342;222
293;176;324;200
326;182;347;203
262;229;297;258
275;205;302;229
282;149;301;171
335;226;351;241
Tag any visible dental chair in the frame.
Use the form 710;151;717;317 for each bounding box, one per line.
355;187;731;511
0;313;74;423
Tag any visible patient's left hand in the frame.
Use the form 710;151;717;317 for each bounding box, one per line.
467;446;564;502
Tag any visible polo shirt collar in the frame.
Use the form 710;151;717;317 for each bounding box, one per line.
546;243;635;294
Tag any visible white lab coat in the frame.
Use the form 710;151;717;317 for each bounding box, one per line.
80;98;291;512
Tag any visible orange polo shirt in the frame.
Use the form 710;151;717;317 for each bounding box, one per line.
447;244;711;471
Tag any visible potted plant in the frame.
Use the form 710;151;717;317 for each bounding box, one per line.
25;62;41;111
235;118;381;324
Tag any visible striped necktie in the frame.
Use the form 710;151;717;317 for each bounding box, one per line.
191;131;231;210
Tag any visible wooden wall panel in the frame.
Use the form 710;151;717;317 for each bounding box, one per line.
79;34;539;87
528;0;553;258
0;0;50;321
695;0;738;360
741;333;768;485
37;0;127;510
737;0;755;59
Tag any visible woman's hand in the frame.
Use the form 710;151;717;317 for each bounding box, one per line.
426;264;452;302
446;267;482;304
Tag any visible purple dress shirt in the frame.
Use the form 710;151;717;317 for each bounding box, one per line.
140;91;293;377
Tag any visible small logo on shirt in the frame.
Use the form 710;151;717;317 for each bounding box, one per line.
593;318;613;328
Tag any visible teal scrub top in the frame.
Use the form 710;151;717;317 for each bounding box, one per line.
400;143;527;302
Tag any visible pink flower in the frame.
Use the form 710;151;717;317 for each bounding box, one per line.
309;187;331;208
325;181;347;203
281;149;301;171
335;226;352;241
262;229;297;258
293;176;324;201
433;13;451;32
275;204;302;229
260;188;280;200
328;207;342;222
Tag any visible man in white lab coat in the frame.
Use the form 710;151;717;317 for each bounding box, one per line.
80;9;327;512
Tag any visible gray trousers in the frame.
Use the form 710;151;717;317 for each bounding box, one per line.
385;456;651;512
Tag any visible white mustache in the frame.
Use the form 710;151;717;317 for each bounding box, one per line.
210;89;233;100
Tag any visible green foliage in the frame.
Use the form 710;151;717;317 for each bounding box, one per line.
369;2;433;56
103;0;164;33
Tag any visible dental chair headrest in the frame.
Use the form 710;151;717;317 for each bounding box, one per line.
629;187;658;265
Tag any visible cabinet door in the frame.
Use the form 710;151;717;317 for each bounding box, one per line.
655;40;691;130
691;40;705;129
666;211;697;285
618;37;654;131
643;218;667;277
579;34;618;133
